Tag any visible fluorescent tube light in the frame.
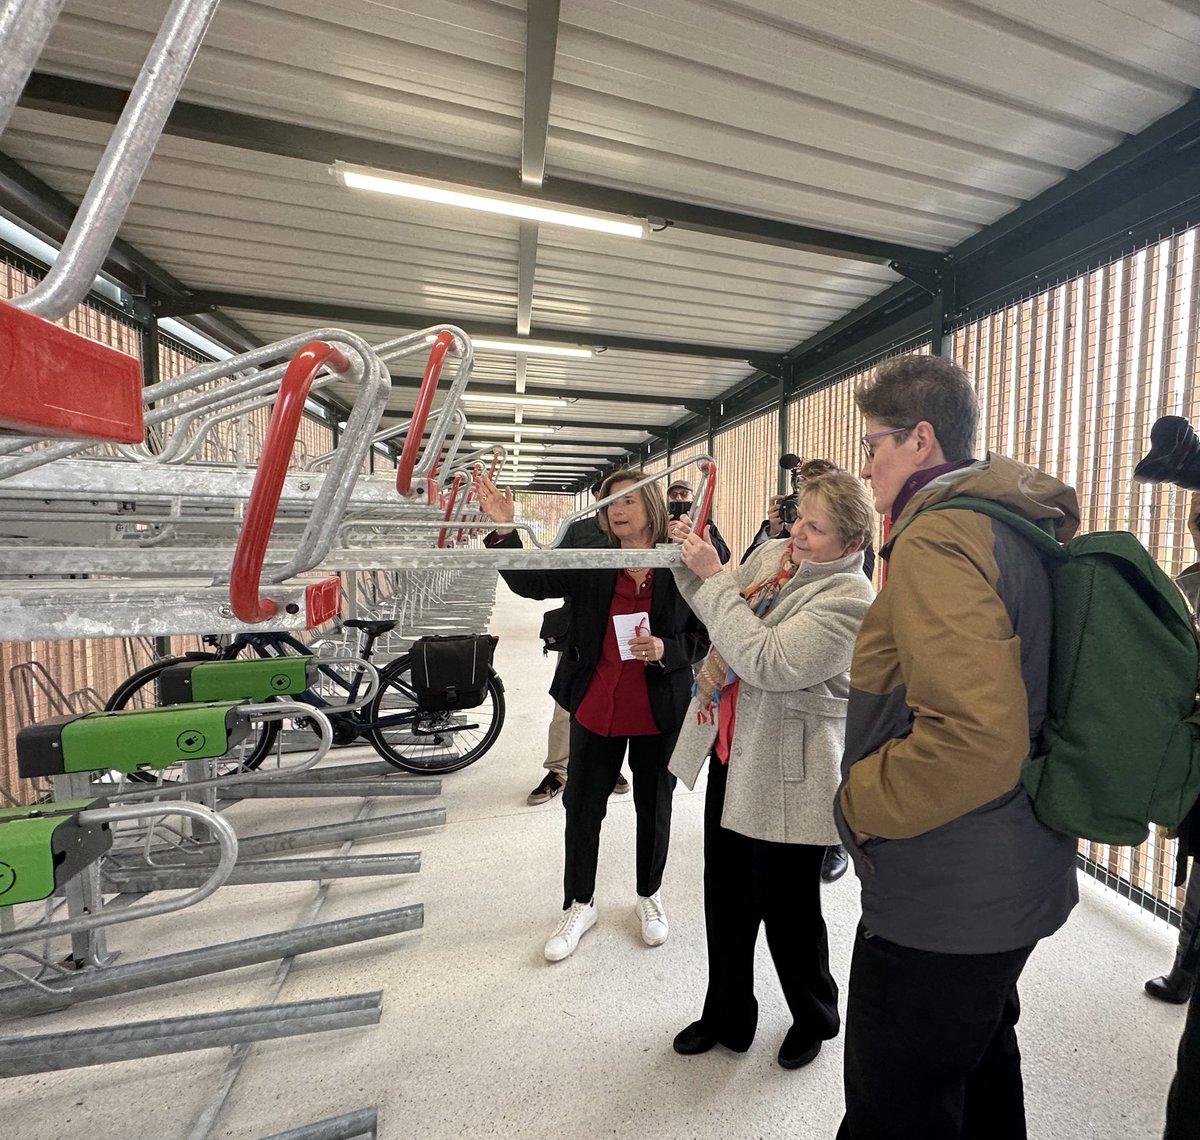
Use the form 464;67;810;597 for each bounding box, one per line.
334;162;647;239
472;338;593;359
464;423;557;435
461;393;570;408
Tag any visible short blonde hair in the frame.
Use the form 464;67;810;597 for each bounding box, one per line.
796;471;875;548
597;468;669;545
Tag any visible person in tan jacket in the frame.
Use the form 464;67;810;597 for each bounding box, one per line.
667;472;875;1070
835;355;1080;1140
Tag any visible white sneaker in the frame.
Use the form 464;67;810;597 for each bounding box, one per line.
635;891;669;947
544;900;597;962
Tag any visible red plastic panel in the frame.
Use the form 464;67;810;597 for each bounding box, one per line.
0;300;143;441
305;576;342;628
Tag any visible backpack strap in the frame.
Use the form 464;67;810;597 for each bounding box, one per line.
908;495;1069;563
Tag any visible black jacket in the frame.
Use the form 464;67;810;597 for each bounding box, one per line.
489;529;709;733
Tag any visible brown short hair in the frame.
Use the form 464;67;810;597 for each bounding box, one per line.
796;471;876;548
855;354;980;462
597;468;669;544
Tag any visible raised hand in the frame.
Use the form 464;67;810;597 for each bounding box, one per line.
473;470;516;527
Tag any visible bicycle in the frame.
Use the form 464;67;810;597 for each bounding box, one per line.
104;619;506;776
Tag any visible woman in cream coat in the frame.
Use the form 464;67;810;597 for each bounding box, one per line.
668;471;876;1070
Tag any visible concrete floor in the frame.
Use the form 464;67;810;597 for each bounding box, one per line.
0;579;1189;1138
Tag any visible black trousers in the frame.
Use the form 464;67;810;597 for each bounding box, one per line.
1165;985;1200;1139
698;754;838;1046
837;925;1034;1140
561;720;677;909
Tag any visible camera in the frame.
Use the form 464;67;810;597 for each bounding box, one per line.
776;454;839;524
1134;416;1200;490
668;500;690;521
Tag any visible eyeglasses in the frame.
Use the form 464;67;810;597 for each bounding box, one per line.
860;426;911;462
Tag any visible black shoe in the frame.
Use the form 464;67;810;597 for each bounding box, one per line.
672;1017;756;1056
777;1028;822;1070
821;844;849;884
673;1021;718;1055
1146;970;1196;1004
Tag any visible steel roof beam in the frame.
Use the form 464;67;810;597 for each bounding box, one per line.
646;91;1200;458
18;72;941;268
154;289;773;362
408;378;710;415
521;0;559;190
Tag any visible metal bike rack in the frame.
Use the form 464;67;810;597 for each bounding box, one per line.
0;991;385;1077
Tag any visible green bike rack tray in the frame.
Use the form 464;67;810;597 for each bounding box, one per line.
0;799;111;907
16;703;253;779
157;657;316;704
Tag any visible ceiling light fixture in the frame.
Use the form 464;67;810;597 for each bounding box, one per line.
461;393;571;408
473;338;593;359
333;162;647;239
483;441;545;452
464;423;557;435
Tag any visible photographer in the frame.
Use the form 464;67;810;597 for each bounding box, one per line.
1163;490;1200;1140
667;479;730;564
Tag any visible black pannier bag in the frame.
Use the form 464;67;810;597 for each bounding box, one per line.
409;634;498;711
539;605;570;655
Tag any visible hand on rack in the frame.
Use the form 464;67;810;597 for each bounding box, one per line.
667;512;693;543
679;527;722;580
473;470;515;528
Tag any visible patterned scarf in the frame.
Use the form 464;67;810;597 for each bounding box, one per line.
694;545;799;723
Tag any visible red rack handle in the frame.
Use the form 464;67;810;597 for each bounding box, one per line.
230;341;350;623
396;330;453;495
437;473;464;548
692;460;717;537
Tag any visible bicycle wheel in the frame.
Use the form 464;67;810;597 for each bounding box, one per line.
366;653;505;774
104;654;280;779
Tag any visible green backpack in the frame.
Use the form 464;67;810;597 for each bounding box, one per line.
917;496;1200;845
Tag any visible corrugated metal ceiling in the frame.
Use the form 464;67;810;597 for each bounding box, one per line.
4;0;1199;481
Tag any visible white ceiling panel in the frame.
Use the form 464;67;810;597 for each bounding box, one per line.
2;0;1196;484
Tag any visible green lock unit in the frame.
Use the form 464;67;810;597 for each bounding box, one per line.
157;656;315;704
16;703;253;778
0;799;112;906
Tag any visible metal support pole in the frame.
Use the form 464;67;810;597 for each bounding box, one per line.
776;373;789;494
931;269;956;357
260;1108;377;1140
217;780;440;799
0;904;423;1017
0;992;384;1076
134;294;162;389
49;772;108;967
225;760;437;785
141;807;446;861
101;853;421;890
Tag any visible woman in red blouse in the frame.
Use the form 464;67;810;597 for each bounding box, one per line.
475;469;709;962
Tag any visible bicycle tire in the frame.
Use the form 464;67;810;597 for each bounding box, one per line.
366;652;505;774
104;653;280;779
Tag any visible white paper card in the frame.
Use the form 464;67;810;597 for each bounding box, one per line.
614;611;651;660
